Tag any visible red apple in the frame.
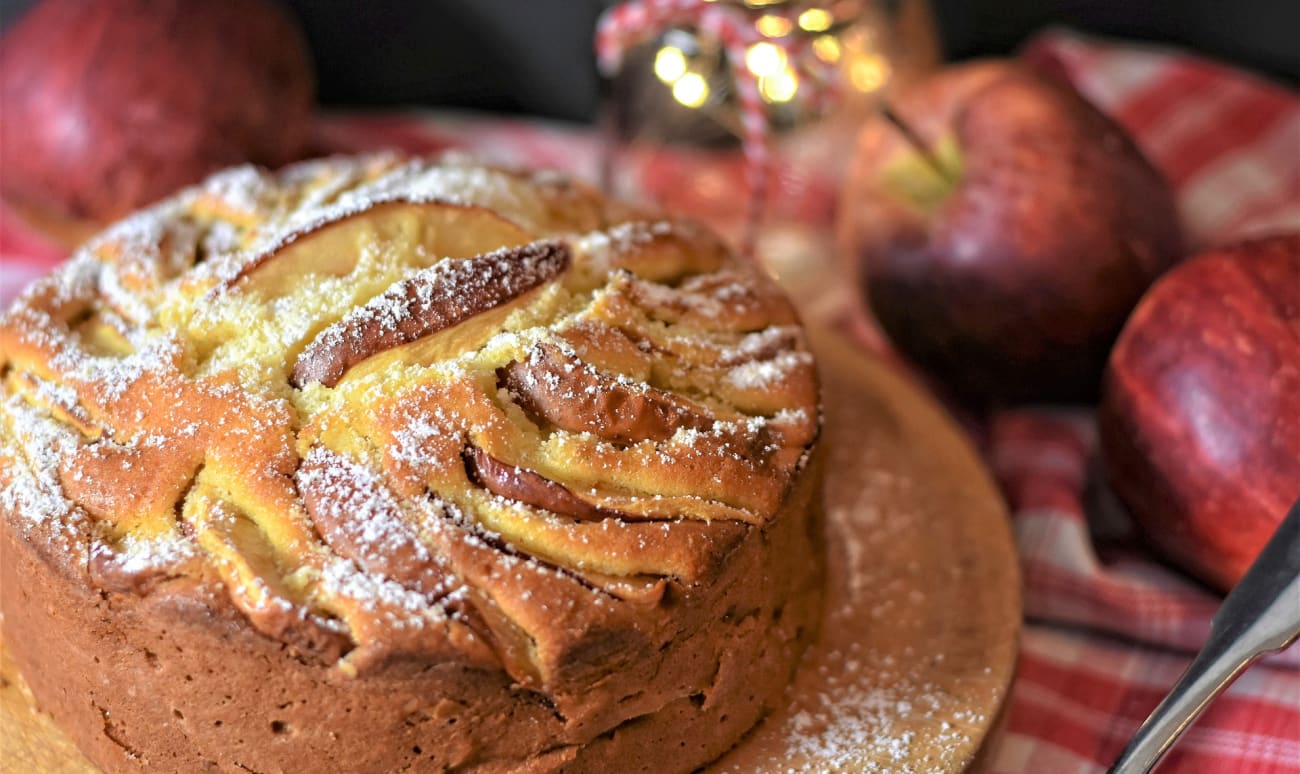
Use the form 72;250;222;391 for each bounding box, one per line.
840;60;1183;404
0;0;315;222
1100;233;1300;591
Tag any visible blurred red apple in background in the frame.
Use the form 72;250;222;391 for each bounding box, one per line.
840;60;1183;405
1100;233;1300;591
0;0;315;223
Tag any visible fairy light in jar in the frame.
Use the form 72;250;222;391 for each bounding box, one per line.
745;41;788;77
755;13;794;37
654;45;689;82
848;51;890;92
812;34;842;62
759;66;800;102
672;71;712;107
797;7;833;31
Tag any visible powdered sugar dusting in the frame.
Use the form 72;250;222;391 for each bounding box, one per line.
317;556;448;627
770;473;983;771
55;334;183;405
0;393;83;527
94;530;199;576
576;221;704;297
199;164;281;216
298;447;417;558
574;220;674;277
726;350;815;390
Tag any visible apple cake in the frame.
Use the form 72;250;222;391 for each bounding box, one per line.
0;154;824;773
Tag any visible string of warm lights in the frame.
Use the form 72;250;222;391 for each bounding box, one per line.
633;1;891;112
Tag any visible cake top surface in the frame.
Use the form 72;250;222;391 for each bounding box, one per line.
0;154;819;683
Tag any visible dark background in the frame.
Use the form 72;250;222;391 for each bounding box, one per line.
3;0;1297;122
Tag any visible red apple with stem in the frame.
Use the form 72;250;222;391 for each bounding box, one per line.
1100;233;1300;591
840;60;1184;404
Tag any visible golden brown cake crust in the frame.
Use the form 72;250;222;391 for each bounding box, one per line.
0;154;823;773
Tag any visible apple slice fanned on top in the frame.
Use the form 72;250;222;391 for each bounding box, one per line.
497;341;717;446
462;443;620;523
293;241;571;388
216;199;533;299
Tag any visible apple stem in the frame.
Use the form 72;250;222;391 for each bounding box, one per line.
880;102;954;183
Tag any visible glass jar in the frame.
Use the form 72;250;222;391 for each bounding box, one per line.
599;0;940;291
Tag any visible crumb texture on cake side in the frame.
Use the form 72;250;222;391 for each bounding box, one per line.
0;154;824;773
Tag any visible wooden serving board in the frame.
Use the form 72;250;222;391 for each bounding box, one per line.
0;322;1020;773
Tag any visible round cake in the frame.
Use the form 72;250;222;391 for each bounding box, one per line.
0;154;823;773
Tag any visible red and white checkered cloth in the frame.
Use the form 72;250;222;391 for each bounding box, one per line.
982;30;1300;774
1;27;1297;774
